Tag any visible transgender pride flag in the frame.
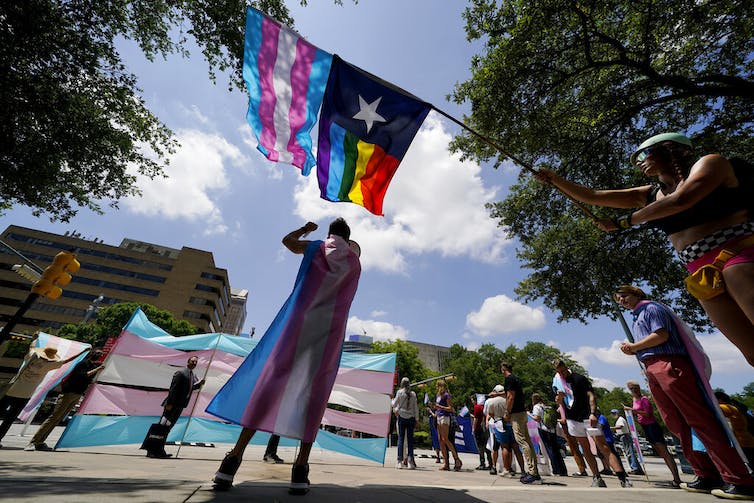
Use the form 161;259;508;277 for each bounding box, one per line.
243;6;333;174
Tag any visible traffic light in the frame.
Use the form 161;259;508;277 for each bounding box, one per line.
31;251;80;299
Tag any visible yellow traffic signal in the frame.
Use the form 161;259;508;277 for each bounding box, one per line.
31;251;80;299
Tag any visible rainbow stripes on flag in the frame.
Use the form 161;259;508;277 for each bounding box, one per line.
243;7;332;174
317;57;431;215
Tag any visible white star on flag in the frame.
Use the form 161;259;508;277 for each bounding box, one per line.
352;95;386;134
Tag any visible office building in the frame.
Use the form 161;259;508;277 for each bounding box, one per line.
224;288;248;336
0;225;234;334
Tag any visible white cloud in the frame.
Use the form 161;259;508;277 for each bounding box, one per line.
370;309;387;318
698;332;752;376
179;104;211;126
347;316;409;341
126;129;247;235
567;339;635;368
591;376;619;390
465;341;481;351
465;294;546;336
238;124;284;180
567;331;751;377
291;112;513;272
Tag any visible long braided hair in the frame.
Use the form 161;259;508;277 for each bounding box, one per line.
653;141;696;180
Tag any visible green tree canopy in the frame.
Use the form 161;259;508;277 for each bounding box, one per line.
441;341;587;409
451;0;754;329
0;0;342;221
58;302;198;347
368;339;432;389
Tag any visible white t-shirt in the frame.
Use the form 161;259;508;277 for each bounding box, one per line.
614;416;628;435
484;396;507;421
532;403;546;427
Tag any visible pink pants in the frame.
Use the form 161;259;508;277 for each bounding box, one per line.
645;355;753;485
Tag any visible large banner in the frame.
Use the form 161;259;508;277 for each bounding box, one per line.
429;415;477;454
56;308;395;463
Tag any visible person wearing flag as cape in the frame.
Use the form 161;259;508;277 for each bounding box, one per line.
207;218;361;495
615;284;754;500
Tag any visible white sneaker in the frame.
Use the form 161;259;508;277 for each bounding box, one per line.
407;459;416;470
23;443;35;451
499;470;512;477
395;461;403;469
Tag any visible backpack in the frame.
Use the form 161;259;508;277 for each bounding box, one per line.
543;406;558;431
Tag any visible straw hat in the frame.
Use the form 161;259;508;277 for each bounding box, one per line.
32;346;60;362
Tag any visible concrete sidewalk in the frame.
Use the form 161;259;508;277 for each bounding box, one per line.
0;424;710;502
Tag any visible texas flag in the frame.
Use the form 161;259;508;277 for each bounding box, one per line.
316;56;431;216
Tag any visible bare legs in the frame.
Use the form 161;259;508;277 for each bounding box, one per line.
654;441;681;483
700;265;754;366
437;421;461;470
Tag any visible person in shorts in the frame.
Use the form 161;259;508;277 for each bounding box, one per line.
552;359;632;488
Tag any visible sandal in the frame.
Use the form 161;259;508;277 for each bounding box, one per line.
453;461;463;472
671;480;682;489
439;465;450;471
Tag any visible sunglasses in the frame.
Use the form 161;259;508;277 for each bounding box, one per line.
634;147;656;164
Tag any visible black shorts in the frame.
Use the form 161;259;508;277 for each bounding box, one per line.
641;422;666;444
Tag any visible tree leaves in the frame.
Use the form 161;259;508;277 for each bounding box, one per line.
452;0;754;329
0;0;304;221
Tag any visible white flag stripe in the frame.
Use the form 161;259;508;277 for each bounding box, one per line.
270;27;296;163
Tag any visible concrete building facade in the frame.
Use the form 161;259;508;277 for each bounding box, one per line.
0;225;235;334
224;288;248;336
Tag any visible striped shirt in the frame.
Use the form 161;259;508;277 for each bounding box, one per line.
631;301;688;360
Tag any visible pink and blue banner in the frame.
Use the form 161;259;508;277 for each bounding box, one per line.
56;307;395;463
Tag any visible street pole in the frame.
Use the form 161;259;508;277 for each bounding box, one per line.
83;294;104;323
0;292;40;344
613;305;635;343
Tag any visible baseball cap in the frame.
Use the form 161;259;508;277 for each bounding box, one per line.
491;384;504;394
610;409;619;414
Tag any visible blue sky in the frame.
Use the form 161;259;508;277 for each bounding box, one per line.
3;0;751;393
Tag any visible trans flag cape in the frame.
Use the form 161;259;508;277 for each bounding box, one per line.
243;6;332;173
633;300;750;470
551;372;573;422
56;306;395;464
207;235;361;442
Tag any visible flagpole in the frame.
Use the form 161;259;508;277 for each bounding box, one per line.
430;105;601;222
175;335;222;459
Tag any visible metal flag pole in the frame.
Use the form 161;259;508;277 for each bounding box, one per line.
430;106;601;223
175;334;222;459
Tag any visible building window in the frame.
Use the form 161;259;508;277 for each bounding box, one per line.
73;276;159;296
18;250;167;283
32;302;87;318
6;233;173;271
200;272;225;282
195;283;220;295
183;310;211;323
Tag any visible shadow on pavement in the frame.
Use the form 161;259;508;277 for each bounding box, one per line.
198;482;494;502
